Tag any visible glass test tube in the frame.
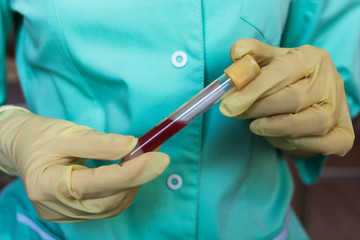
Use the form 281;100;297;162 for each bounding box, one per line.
122;54;260;162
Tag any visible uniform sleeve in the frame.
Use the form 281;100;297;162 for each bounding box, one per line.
0;0;13;105
280;0;360;184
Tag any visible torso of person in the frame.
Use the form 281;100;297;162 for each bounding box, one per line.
9;0;307;239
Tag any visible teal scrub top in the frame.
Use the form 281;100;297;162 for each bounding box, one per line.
0;0;359;239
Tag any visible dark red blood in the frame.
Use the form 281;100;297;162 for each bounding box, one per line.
122;80;226;162
137;118;187;153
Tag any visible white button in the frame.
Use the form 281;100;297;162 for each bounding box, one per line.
171;51;188;68
167;174;183;190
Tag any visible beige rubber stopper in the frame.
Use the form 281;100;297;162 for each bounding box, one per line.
224;54;261;90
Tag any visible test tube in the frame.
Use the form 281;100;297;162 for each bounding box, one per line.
122;54;260;162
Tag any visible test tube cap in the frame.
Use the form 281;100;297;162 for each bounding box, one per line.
224;54;261;90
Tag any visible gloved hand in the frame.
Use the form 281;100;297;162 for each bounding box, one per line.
0;105;170;222
220;38;354;156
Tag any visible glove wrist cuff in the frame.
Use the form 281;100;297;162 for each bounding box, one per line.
0;105;30;176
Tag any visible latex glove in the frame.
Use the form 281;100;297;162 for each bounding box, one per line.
220;38;354;156
0;106;170;222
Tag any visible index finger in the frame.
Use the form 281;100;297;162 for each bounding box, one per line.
220;48;309;117
230;38;288;66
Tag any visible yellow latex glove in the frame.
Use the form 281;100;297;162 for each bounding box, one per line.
0;105;170;222
220;39;354;156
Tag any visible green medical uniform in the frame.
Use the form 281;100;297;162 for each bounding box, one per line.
0;0;359;239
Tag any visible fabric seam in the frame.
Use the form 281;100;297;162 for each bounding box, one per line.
195;0;206;239
52;0;100;126
240;17;271;45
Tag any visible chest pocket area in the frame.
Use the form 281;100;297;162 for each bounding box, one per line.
240;0;290;46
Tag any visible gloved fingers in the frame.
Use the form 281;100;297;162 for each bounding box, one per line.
70;152;170;199
220;49;311;117
33;201;75;222
77;187;139;215
238;77;321;119
34;188;138;222
33;165;140;222
230;38;288;66
80;188;139;221
56;125;138;161
286;127;355;156
249;103;336;137
104;193;138;218
31;194;101;223
264;137;298;151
